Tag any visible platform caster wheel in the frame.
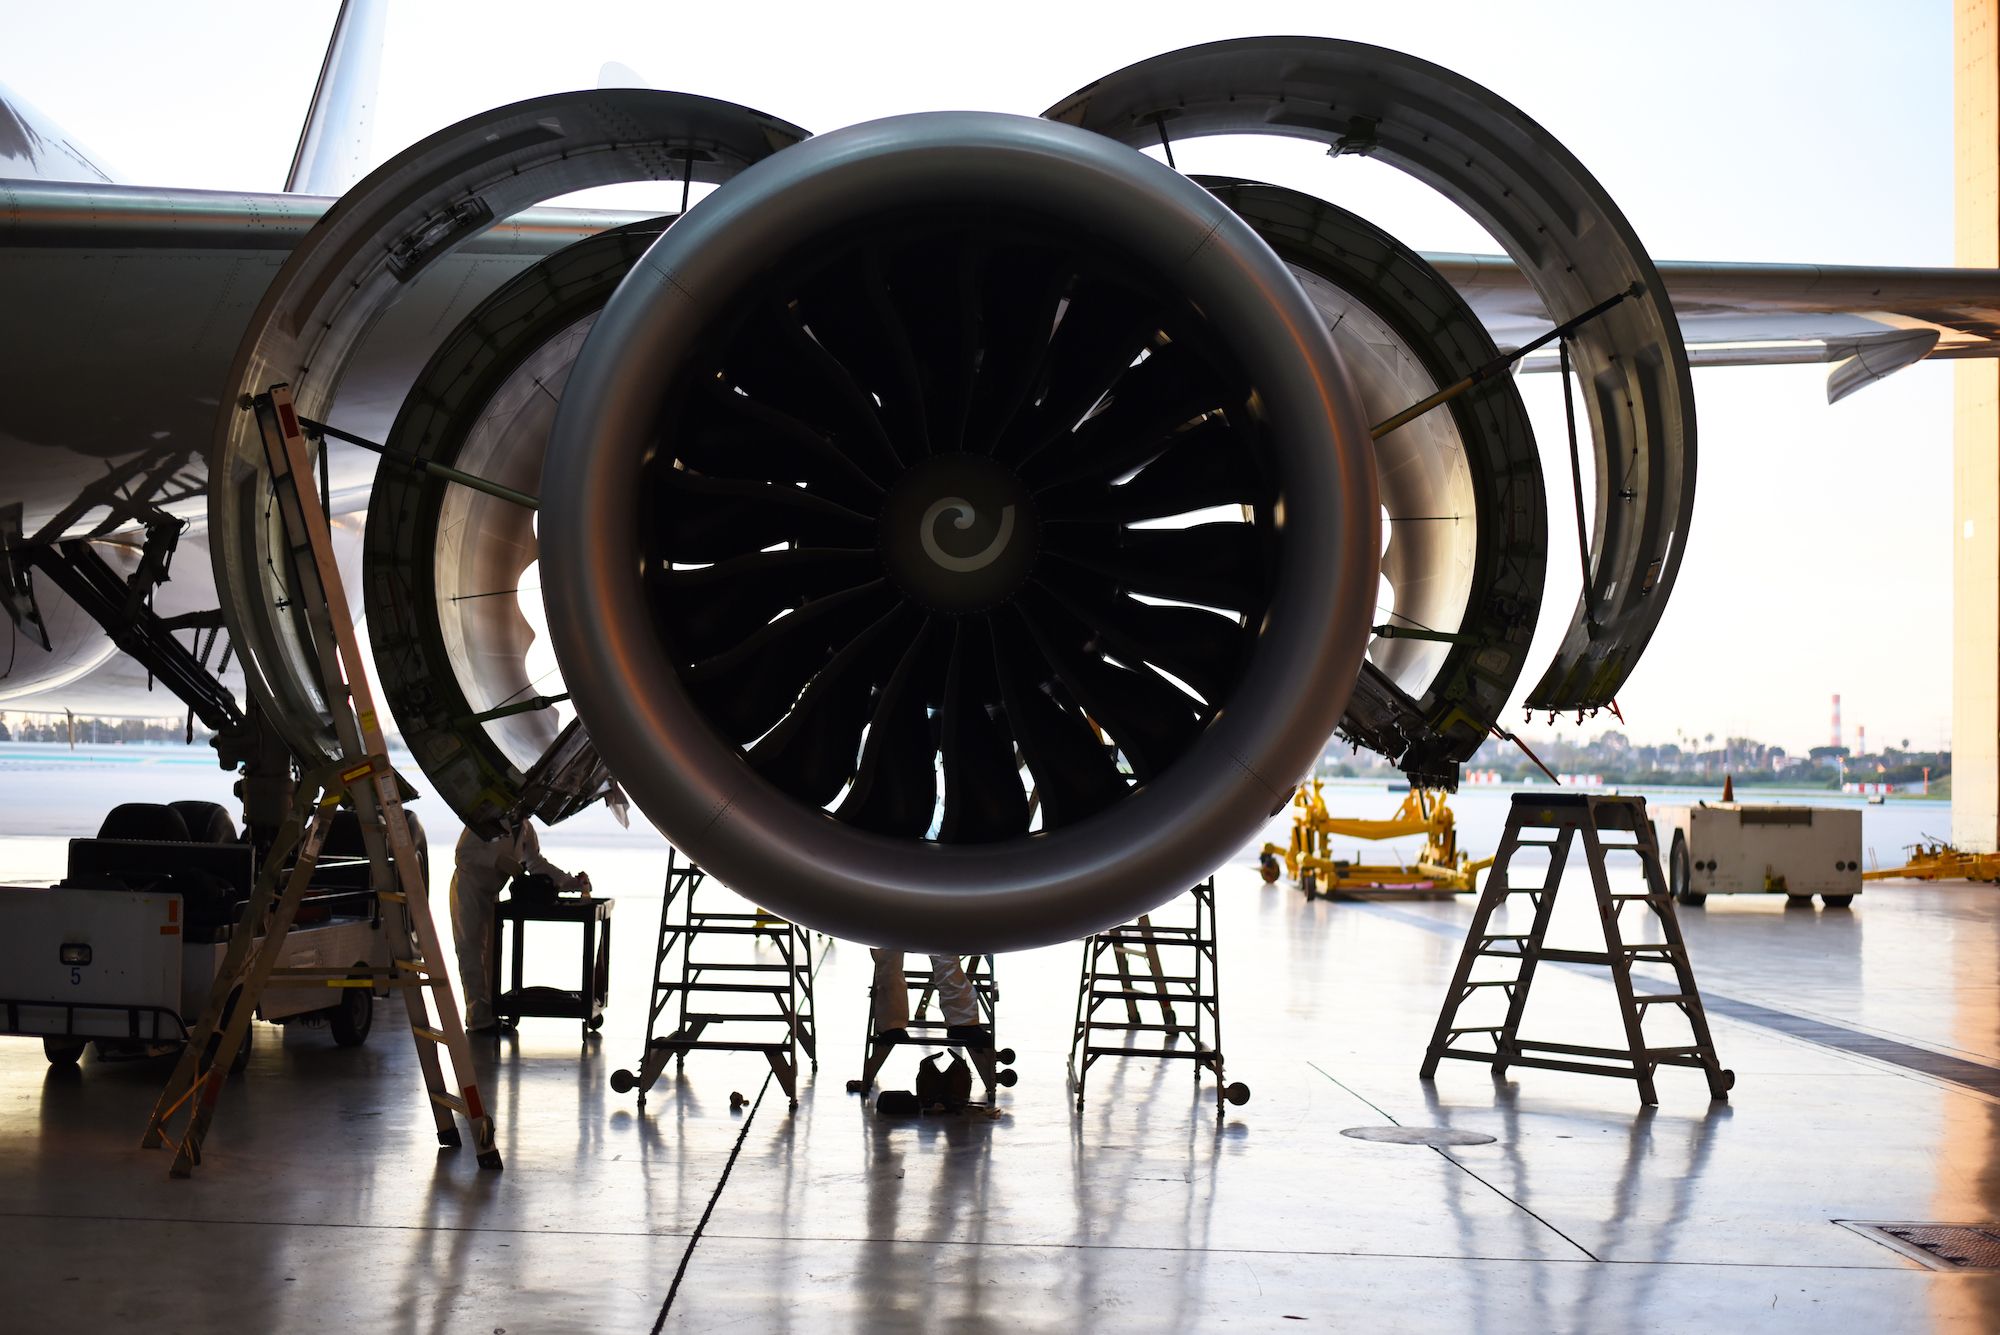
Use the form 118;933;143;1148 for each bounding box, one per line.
588;1014;604;1031
1784;894;1814;909
1675;891;1706;907
42;1037;85;1067
1821;894;1853;909
610;1068;637;1094
1222;1082;1251;1106
996;1068;1019;1088
329;966;374;1047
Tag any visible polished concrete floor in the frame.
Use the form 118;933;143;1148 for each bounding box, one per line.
6;812;2000;1331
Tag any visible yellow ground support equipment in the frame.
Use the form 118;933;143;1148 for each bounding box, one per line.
1259;782;1493;898
1864;842;2000;884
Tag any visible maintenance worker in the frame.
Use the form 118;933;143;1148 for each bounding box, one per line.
870;950;988;1046
452;816;589;1033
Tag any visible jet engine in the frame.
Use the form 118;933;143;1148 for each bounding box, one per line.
211;39;1693;952
538;112;1379;949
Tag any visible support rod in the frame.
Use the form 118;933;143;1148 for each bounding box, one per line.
1370;284;1640;441
299;417;540;511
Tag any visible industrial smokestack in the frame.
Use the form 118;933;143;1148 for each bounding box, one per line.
1831;694;1843;750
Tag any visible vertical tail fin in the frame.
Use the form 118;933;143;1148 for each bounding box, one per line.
285;0;386;194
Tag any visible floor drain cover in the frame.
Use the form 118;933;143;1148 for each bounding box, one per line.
1839;1221;2000;1270
1340;1126;1496;1147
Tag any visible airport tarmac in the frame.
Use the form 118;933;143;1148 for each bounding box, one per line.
2;757;1997;1331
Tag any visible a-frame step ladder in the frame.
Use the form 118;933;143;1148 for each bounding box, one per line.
611;848;817;1107
142;384;500;1177
1069;878;1248;1119
1420;793;1733;1105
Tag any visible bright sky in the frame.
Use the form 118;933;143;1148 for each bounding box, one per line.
2;0;1957;754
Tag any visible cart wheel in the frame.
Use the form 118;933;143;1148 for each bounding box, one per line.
1258;854;1281;884
1821;894;1854;909
329;968;373;1047
42;1037;85;1067
1784;894;1814;909
995;1047;1017;1065
1720;1068;1737;1092
611;1068;636;1093
1301;870;1318;899
1669;831;1697;905
588;1014;604;1031
996;1068;1019;1088
1223;1082;1251;1106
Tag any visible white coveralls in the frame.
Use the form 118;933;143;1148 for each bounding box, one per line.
452;821;585;1029
871;950;980;1032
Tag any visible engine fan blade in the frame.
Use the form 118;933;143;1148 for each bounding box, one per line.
1037;415;1269;524
1032;562;1248;706
653;547;880;663
684;581;899;742
886;237;982;455
938;615;1031;843
655;470;874;562
725;301;906;481
1047;521;1265;614
1020;340;1231;491
960;247;1071;457
1013;586;1201;781
988;604;1129;829
992;276;1160;466
836;619;945;836
794;246;932;457
750;602;917;806
682;381;886;510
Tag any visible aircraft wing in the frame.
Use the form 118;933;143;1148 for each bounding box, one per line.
1434;253;2000;401
4;182;1995;729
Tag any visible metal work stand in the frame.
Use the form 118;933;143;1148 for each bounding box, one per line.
1420;793;1734;1106
1068;878;1248;1119
492;890;613;1042
611;849;816;1107
847;954;1018;1100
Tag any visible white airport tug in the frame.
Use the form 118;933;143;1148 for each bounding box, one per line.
0;800;400;1066
1652;801;1863;908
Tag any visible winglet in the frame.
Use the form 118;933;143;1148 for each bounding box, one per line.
285;0;387;195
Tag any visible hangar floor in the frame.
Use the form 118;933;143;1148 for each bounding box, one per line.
5;813;2000;1331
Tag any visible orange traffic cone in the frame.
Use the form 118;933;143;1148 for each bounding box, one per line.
1721;773;1735;802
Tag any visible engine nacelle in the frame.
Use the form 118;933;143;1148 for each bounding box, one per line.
539;111;1380;951
211;40;1694;956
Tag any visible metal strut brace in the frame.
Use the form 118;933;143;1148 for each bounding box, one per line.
1369;283;1640;441
299;416;540;510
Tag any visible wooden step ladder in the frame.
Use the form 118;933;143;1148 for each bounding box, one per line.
610;848;817;1107
141;384;500;1177
1420;793;1733;1106
1069;878;1248;1119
